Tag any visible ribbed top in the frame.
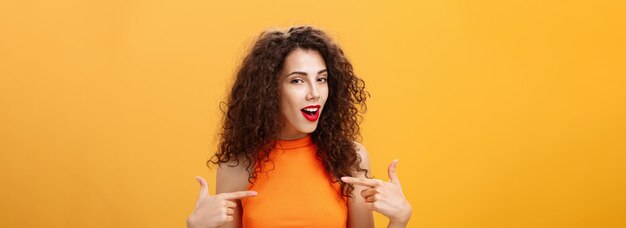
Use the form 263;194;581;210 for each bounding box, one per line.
241;133;347;228
275;134;313;150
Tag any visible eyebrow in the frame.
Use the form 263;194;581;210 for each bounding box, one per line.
286;69;328;77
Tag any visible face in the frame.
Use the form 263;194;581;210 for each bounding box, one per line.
277;48;329;140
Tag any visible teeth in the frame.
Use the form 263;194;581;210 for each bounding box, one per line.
304;108;318;112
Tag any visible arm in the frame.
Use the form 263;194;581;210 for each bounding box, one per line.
344;143;413;228
347;142;375;228
215;160;251;228
186;174;256;228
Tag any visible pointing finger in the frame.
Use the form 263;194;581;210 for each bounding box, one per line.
341;176;382;187
388;159;400;185
195;176;209;197
218;190;258;200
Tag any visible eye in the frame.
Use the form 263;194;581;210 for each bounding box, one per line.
290;78;304;84
317;77;328;83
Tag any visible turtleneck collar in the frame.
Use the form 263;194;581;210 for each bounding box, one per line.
275;134;313;150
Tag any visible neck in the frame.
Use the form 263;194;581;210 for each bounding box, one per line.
278;127;309;140
278;132;308;140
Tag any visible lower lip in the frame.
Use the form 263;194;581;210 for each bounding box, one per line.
301;110;320;121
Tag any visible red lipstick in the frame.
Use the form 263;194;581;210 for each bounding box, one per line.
300;105;321;122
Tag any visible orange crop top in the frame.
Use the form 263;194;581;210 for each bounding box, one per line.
241;134;348;227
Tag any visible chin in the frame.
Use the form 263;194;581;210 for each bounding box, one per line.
297;124;318;134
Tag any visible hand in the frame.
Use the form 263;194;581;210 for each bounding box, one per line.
186;176;257;228
341;160;412;226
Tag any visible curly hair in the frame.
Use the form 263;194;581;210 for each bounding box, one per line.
208;26;370;198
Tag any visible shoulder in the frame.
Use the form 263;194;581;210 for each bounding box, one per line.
216;159;250;193
353;141;369;160
347;142;376;227
352;141;371;175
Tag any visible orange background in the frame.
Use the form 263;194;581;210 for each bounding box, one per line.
1;0;625;227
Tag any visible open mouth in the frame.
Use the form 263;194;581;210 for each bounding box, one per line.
300;105;321;121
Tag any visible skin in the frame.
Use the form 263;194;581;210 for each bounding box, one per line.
187;176;257;228
187;48;412;227
343;160;413;227
277;48;329;140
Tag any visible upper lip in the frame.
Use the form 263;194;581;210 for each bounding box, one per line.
301;105;321;110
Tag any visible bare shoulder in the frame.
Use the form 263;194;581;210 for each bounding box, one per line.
352;141;371;176
353;142;369;160
216;159;250;193
347;142;376;227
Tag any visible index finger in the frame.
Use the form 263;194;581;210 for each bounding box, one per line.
341;176;382;187
218;191;258;200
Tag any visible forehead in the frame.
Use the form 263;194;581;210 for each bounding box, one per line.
281;48;327;74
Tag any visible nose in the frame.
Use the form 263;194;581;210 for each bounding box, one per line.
306;83;321;101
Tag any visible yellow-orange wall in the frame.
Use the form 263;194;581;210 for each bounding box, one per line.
1;0;625;227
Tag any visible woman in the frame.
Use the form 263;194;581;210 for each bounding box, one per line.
187;26;412;228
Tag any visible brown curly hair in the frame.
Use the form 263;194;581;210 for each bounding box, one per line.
208;26;370;198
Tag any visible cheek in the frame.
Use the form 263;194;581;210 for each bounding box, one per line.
321;86;330;103
280;90;299;115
